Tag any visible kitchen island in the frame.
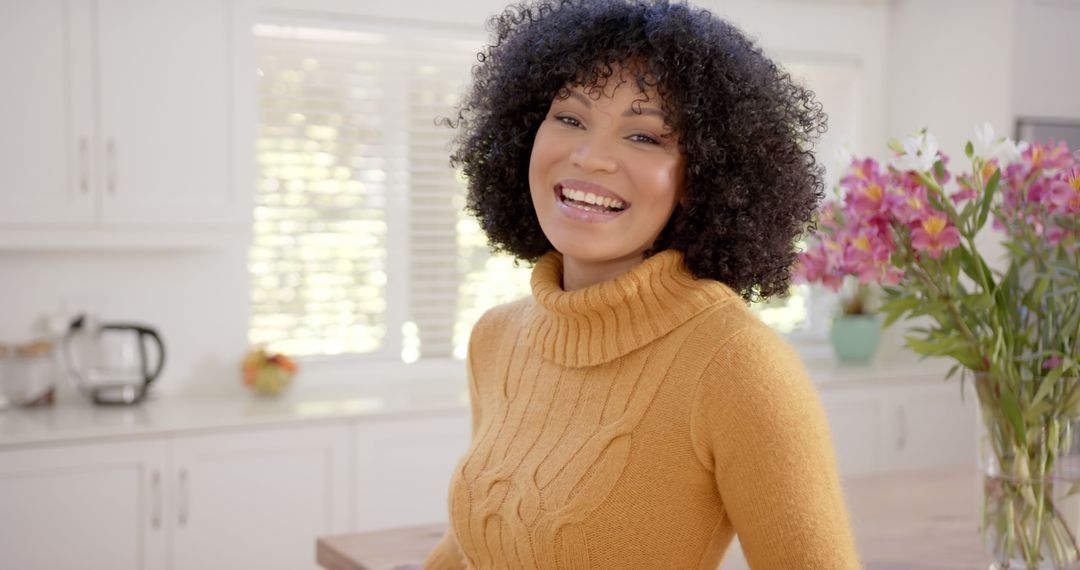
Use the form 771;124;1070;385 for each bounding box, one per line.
317;464;988;570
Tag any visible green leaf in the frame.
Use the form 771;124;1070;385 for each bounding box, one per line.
1031;367;1064;408
903;335;942;357
976;169;1001;230
999;387;1027;445
1004;242;1029;260
965;141;974;159
957;248;983;284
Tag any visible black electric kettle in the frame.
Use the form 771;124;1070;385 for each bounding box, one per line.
62;314;166;405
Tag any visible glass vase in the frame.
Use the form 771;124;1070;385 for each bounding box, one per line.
976;374;1080;569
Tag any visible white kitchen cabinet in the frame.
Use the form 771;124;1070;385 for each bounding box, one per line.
0;0;95;225
882;380;977;471
354;411;471;531
818;376;977;478
95;0;251;226
0;421;350;570
0;439;168;570
822;390;885;477
0;0;253;235
170;422;352;570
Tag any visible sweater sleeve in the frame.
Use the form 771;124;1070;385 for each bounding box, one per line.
690;324;861;569
423;308;494;570
423;530;467;570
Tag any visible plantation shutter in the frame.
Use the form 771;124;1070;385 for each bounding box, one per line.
250;21;532;361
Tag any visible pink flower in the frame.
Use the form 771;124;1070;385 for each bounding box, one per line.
1046;166;1080;214
842;226;899;285
892;179;932;225
840;158;882;189
1043;356;1064;370
1023;140;1073;171
951;162;999;205
911;214;962;259
841;159;895;221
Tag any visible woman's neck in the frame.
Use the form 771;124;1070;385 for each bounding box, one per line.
561;252;647;291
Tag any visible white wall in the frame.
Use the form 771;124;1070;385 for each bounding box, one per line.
1014;0;1080;120
886;0;1016;160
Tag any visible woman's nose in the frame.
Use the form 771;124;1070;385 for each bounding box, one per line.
569;138;618;173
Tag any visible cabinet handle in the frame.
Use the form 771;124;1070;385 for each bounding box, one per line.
151;470;162;529
178;468;189;526
79;137;89;194
896;407;908;451
107;138;117;194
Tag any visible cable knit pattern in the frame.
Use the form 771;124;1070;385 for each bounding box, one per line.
423;250;860;569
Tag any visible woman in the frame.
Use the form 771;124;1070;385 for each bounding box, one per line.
424;0;860;568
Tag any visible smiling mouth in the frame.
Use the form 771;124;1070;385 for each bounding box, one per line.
555;183;629;213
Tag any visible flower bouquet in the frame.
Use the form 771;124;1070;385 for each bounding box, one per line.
798;125;1080;568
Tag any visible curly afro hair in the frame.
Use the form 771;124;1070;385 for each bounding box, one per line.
449;0;827;301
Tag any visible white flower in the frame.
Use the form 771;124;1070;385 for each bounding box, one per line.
891;130;940;172
973;122;1027;166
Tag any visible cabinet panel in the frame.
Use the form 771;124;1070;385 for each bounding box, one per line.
170;422;350;570
96;0;240;225
821;391;883;477
0;439;167;570
0;0;95;224
354;412;471;531
885;383;977;471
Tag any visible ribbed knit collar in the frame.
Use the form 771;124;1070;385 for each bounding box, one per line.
525;249;742;368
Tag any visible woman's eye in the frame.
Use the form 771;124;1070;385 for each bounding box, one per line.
629;133;660;145
555;115;582;127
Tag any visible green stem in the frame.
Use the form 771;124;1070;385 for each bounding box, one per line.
908;264;985;363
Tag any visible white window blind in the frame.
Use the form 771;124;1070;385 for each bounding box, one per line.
249;21;531;361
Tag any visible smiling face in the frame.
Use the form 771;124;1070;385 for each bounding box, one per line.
528;71;685;283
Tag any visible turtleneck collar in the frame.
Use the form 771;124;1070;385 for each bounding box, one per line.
525;249;742;368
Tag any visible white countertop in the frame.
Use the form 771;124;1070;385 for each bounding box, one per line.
0;378;472;449
0;357;950;450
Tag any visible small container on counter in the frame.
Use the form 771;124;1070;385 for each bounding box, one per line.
3;339;58;407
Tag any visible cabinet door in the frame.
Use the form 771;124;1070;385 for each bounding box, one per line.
0;0;95;225
884;382;978;471
0;439;167;570
170;422;351;570
95;0;249;226
820;389;884;477
354;412;471;531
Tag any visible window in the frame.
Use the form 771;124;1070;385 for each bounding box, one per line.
249;21;530;363
248;18;860;364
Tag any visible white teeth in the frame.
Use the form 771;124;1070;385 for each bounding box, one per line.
559;186;626;210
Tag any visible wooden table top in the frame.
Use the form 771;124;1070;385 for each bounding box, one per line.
317;464;989;570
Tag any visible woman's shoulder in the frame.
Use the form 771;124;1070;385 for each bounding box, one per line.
689;290;791;350
691;297;811;392
470;295;534;342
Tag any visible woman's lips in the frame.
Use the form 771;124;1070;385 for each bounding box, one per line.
552;184;628;223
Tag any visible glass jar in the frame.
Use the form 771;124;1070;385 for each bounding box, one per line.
977;373;1080;569
5;340;58;407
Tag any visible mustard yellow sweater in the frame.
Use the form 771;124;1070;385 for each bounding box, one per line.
424;250;860;569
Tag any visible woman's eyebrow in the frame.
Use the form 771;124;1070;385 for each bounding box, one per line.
623;107;664;119
561;91;590;109
565;90;665;120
